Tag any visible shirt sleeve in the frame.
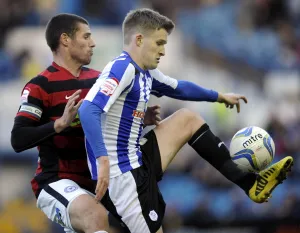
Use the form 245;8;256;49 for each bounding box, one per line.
85;60;135;112
16;76;49;121
149;69;178;97
78;100;107;158
11;76;56;153
150;69;218;102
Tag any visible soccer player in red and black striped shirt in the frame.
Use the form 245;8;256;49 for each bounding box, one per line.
10;14;110;233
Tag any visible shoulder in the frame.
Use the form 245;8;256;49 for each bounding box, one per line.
104;58;135;78
26;75;49;89
148;69;162;77
24;66;53;92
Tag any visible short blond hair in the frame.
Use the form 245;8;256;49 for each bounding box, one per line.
122;8;175;45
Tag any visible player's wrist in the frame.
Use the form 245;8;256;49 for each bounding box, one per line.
217;92;225;103
54;118;67;133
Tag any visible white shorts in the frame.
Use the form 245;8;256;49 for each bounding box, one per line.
36;179;94;233
106;169;165;233
102;130;165;233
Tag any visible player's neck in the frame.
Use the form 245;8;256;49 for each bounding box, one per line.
53;54;82;77
123;48;145;71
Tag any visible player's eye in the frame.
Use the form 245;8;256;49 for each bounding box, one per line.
156;40;166;46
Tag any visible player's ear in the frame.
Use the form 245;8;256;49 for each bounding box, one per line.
136;34;143;47
60;33;70;47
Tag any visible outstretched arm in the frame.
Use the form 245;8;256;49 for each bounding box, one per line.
150;69;247;113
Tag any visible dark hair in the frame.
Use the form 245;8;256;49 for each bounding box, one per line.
122;8;175;45
45;13;88;52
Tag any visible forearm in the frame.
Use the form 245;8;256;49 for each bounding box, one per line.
11;118;56;152
167;80;219;102
79;100;108;157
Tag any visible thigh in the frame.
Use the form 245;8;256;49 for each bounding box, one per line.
153;109;205;172
36;179;92;232
69;193;109;232
157;227;163;233
107;169;166;233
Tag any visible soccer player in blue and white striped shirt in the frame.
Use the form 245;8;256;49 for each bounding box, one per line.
79;8;293;233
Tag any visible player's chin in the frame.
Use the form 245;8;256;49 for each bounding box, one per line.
82;57;92;65
148;64;158;70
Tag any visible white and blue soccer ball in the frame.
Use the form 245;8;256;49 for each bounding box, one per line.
229;126;275;172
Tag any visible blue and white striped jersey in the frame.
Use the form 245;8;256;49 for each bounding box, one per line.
84;52;178;178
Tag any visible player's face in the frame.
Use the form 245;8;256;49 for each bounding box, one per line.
69;23;95;65
141;28;167;70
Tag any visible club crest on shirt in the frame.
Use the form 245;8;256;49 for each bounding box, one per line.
21;88;30;103
99;78;119;96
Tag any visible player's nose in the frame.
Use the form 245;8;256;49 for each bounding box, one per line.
90;38;96;48
160;47;165;56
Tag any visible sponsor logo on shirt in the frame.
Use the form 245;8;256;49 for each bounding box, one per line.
132;110;145;118
99;78;119;96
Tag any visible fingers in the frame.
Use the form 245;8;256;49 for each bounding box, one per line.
95;179;108;202
66;90;82;107
236;102;240;113
225;103;233;108
147;105;161;126
68;100;75;110
155;115;161;122
239;95;248;104
154;108;161;115
74;99;83;110
155;115;161;126
150;105;161;110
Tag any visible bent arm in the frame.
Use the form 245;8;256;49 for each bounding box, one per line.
11;117;56;153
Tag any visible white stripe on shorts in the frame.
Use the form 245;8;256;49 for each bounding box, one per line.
108;172;151;233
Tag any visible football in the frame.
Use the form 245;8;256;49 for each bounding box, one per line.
229;126;275;172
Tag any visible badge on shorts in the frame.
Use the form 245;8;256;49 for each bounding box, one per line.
64;186;78;193
149;210;158;221
55;208;65;227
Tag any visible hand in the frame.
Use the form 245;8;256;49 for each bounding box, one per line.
144;105;161;126
54;90;83;133
95;156;110;202
217;93;248;113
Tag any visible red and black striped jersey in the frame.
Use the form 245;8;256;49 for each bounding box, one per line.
14;62;100;197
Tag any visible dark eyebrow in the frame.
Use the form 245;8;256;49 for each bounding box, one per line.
84;32;91;37
157;39;167;45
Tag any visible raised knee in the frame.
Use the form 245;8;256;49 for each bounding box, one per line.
177;108;204;123
176;108;205;132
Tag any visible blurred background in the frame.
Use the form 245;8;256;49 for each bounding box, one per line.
0;0;300;232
